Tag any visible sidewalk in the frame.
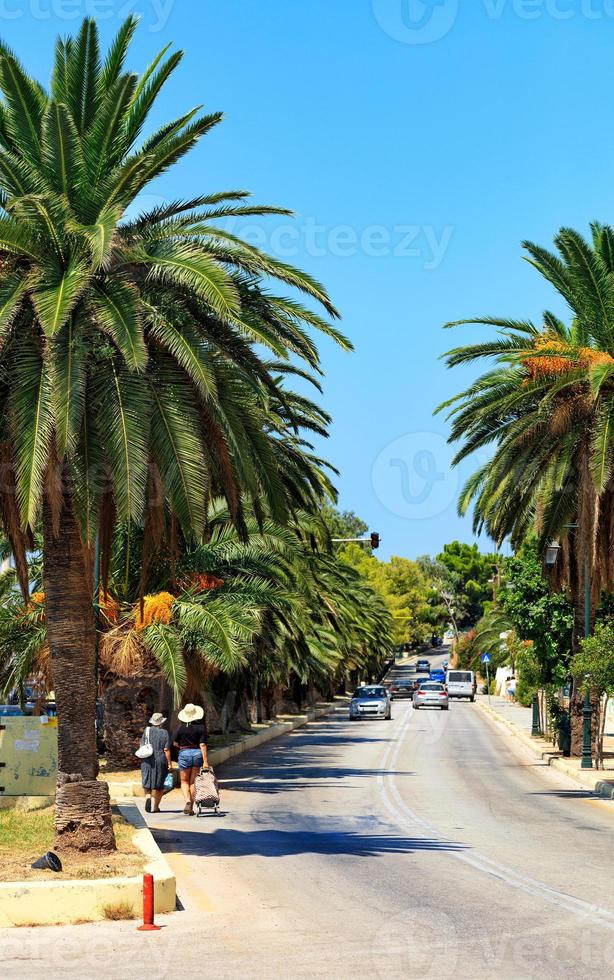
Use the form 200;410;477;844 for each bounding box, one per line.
476;695;614;800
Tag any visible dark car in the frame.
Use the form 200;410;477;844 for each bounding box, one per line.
389;680;419;700
416;659;430;673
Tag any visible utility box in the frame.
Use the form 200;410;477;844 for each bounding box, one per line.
0;716;58;797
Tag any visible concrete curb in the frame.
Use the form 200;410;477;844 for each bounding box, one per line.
0;802;175;928
106;701;341;800
476;699;614;800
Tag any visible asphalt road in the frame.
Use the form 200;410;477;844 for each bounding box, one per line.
5;649;614;979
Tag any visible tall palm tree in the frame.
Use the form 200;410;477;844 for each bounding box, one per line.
0;18;347;849
438;223;614;751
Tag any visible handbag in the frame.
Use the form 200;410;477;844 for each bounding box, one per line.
135;727;154;759
163;772;174;792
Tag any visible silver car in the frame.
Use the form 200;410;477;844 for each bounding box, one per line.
349;685;392;721
413;681;449;711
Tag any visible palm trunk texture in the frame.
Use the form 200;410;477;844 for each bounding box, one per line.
43;496;116;852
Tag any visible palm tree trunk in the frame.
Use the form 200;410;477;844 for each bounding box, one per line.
43;495;115;852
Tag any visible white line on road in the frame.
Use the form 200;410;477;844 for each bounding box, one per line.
377;706;614;930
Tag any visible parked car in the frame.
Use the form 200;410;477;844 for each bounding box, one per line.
24;699;57;717
416;658;430;673
446;670;475;701
0;704;23;717
389;679;419;700
413;682;449;711
349;685;392;721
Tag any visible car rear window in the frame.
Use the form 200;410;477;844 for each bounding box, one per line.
419;683;444;691
448;672;472;683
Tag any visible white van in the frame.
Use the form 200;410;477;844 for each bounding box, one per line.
446;670;475;701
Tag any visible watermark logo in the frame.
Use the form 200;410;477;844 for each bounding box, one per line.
371;906;459;977
372;432;458;521
0;0;175;32
229;217;454;269
373;0;459;44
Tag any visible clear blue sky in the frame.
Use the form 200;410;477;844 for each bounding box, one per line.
9;2;614;558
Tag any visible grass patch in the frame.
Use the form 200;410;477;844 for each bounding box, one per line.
0;806;146;883
102;900;137;921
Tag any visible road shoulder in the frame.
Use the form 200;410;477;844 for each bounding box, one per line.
476;696;614;802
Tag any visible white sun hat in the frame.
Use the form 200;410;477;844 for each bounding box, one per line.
178;703;204;723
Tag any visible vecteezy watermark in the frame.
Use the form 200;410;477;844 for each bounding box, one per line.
372;0;460;45
373;0;614;43
229;218;454;269
371;906;460;977
0;0;175;32
371;432;459;521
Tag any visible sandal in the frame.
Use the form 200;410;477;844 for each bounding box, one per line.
183;802;193;815
145;797;152;813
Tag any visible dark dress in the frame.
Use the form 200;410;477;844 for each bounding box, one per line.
140;726;170;791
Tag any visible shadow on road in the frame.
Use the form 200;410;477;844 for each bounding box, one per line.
155;827;466;859
212;719;404;795
528;789;602;800
219;768;413;794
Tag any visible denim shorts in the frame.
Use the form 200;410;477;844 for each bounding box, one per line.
178;748;203;770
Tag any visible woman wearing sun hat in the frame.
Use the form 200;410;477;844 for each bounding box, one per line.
172;704;208;815
139;713;171;814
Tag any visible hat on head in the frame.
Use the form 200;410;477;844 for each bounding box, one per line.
149;712;166;727
178;703;204;723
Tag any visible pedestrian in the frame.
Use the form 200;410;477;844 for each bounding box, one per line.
139;712;172;814
173;703;208;815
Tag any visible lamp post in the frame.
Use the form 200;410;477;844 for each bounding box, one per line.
544;532;593;767
531;692;541;737
581;676;593;769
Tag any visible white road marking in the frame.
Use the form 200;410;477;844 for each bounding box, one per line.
377;706;614;929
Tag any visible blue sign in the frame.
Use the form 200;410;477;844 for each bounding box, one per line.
481;653;492;664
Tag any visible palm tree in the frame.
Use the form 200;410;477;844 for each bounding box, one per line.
0;18;348;849
438;223;614;751
0;502;394;763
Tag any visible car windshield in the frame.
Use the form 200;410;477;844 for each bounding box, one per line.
354;687;386;699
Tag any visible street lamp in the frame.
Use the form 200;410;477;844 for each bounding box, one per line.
582;675;593;770
544;540;561;566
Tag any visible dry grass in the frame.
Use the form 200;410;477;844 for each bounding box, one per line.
102;900;137;921
0;807;146;883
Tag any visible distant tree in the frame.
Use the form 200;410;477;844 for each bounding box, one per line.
341;545;431;645
498;544;573;687
320;505;368;546
437;542;501;626
416;555;466;640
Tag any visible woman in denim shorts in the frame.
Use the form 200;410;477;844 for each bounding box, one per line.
172;703;208;815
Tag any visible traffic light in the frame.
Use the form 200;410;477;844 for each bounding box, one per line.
370;532;380;550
